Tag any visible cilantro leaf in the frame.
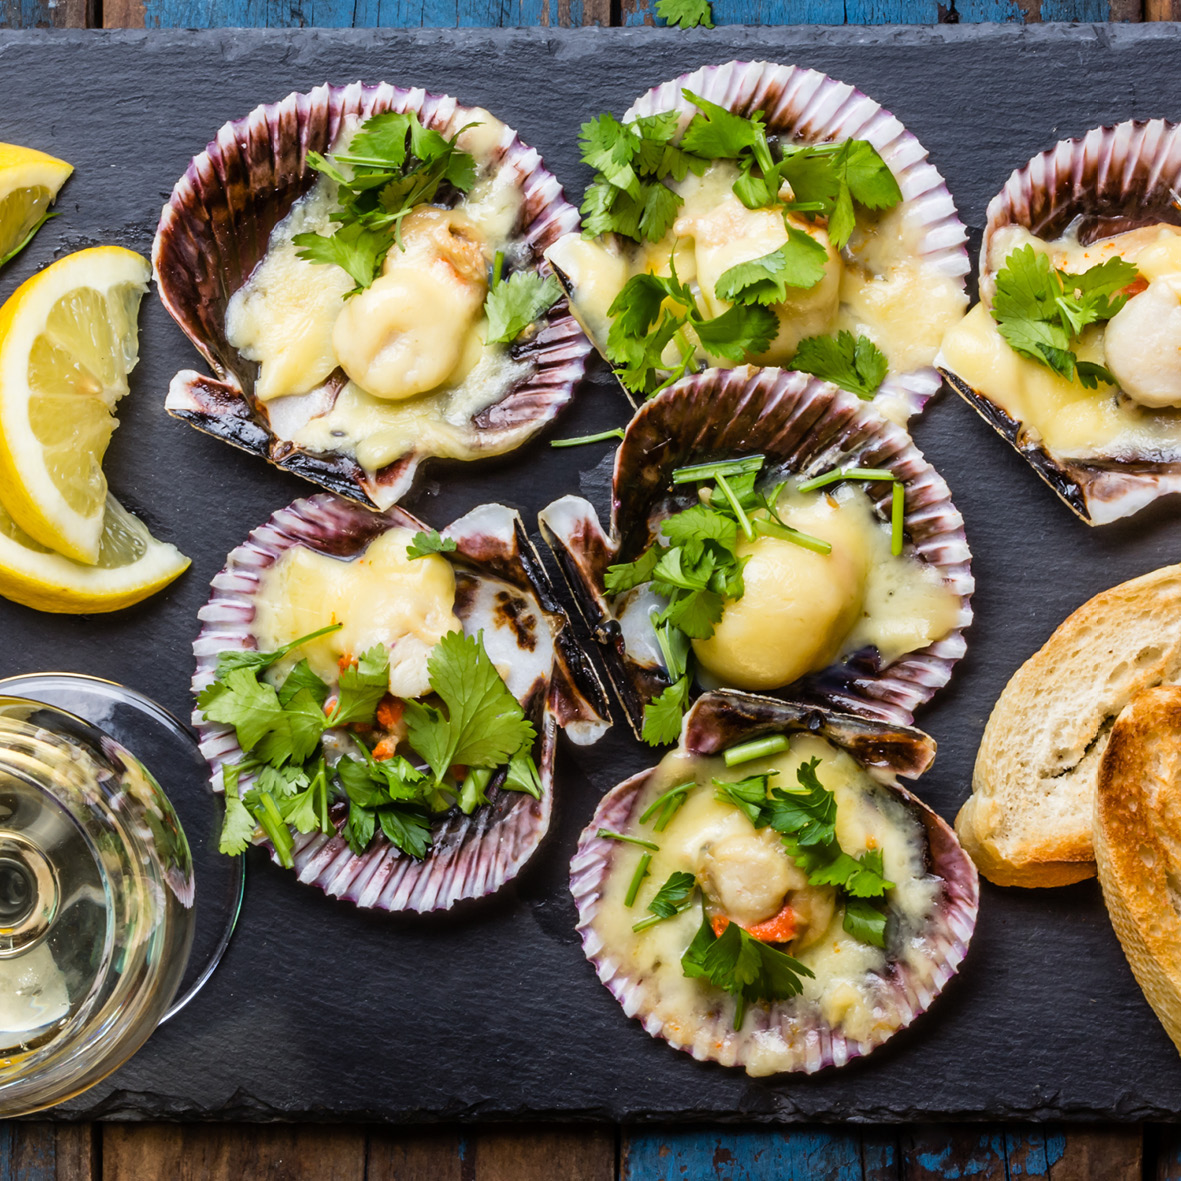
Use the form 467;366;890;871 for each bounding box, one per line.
713;229;829;306
647;870;699;918
807;847;894;898
406;529;457;560
681;909;814;1029
485;271;562;344
642;675;691;746
841;140;903;211
655;0;714;27
764;757;838;848
278;659;330;708
212;623;343;680
681;90;765;160
403;629;536;782
199;667;289;755
659;588;725;639
790;331;889;400
714;773;774;826
328;645;390;728
377;804;433;860
991;245;1137;384
504;746;544;800
293;221;391;297
843;897;889;948
692;301;778;362
604;545;661;595
347;111;412;169
272;688;328;766
218;765;256;856
580;113;641;194
343;800;376;855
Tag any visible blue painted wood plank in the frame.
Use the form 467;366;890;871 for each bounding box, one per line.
861;1128;901;1181
622;0;1114;20
142;0;590;28
899;1126;1007;1181
621;1127;864;1181
1004;1128;1054;1178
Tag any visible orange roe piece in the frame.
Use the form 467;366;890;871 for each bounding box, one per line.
1122;276;1149;299
711;901;797;945
376;697;404;730
372;737;398;761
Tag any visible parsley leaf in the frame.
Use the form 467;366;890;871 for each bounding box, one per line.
680;90;765;160
764;757;838;848
681;908;814;1029
212;622;343;679
692;301;778;362
199;668;292;757
714;229;829;305
843;897;889;948
218;765;256;856
991;245;1137;386
403;629;536;783
604;545;661;595
485;271;562;344
292;221;391;297
642;675;692;746
328;645;390;728
655;0;714;27
714;772;775;826
278;659;330;708
406;529;457;560
633;870;699;931
790;331;889;400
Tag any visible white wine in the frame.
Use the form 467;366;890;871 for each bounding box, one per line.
0;700;194;1115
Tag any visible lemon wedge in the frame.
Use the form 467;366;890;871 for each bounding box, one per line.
0;246;150;564
0;143;71;267
0;493;189;613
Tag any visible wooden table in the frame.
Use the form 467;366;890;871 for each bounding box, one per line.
1;2;1179;1177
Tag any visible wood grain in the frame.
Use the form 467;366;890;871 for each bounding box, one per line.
899;1126;1008;1181
1145;0;1181;16
472;1126;614;1181
1047;1125;1141;1181
101;1123;366;1181
0;1123;96;1181
366;1127;466;1181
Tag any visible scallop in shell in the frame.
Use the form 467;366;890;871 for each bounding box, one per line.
570;691;977;1076
193;493;610;913
547;59;969;422
539;366;973;740
939;118;1181;525
155;81;591;509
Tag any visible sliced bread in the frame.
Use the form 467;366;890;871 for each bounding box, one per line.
956;563;1181;887
1094;685;1181;1054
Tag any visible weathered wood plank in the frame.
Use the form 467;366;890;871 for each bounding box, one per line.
899;1126;1007;1181
1044;1125;1140;1181
0;1123;97;1181
861;1127;901;1181
1006;1127;1052;1178
620;0;1125;20
621;1127;864;1181
0;0;89;29
366;1126;466;1181
1145;0;1180;16
135;0;603;27
472;1126;614;1181
102;1123;367;1181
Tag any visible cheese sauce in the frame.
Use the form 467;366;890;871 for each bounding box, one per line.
251;528;461;701
588;735;942;1075
941;222;1181;457
225;110;535;475
546;159;965;385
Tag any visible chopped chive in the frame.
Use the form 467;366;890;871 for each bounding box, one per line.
624;852;652;908
639;780;695;827
714;473;754;542
550;428;625;449
654;792;689;832
796;467;896;494
783;200;827;214
671;455;764;485
597;828;660;851
891;480;905;556
753;517;832;555
723;734;790;767
492;249;505;289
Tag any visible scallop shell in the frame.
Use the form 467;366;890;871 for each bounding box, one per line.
570;692;978;1076
943;118;1181;525
155;82;591;509
192;493;610;913
539;366;974;738
552;59;968;421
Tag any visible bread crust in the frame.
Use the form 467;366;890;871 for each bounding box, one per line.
1094;685;1181;1055
956;563;1181;887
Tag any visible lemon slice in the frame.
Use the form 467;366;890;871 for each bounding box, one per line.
0;246;150;564
0;493;188;613
0;143;71;267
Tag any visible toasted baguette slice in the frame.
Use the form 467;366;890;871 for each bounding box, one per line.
1094;685;1181;1055
956;563;1181;887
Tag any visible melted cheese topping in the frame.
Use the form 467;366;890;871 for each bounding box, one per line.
589;735;942;1073
546;158;965;382
690;482;960;692
224;110;535;474
944;221;1181;455
251;528;461;700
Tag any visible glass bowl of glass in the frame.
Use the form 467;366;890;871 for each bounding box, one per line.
0;675;242;1116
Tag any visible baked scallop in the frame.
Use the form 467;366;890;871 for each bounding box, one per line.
155;82;591;509
570;691;978;1075
192;493;609;913
547;60;968;421
539;366;973;743
940;118;1181;524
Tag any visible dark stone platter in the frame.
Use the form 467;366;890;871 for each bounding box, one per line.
4;21;1181;1123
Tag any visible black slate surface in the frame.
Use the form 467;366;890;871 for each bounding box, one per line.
4;22;1181;1124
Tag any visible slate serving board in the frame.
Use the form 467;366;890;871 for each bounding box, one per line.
5;21;1181;1124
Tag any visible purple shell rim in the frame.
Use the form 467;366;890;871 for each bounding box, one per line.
154;81;592;510
569;695;980;1076
624;59;970;420
192;492;571;914
950;117;1181;526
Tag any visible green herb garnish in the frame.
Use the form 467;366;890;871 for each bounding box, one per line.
625;852;652;908
990;244;1136;387
790;330;890;400
632;869;698;931
655;0;714;27
723;734;790;767
597;829;660;852
406;529;457;559
485;270;562;344
550;428;626;449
